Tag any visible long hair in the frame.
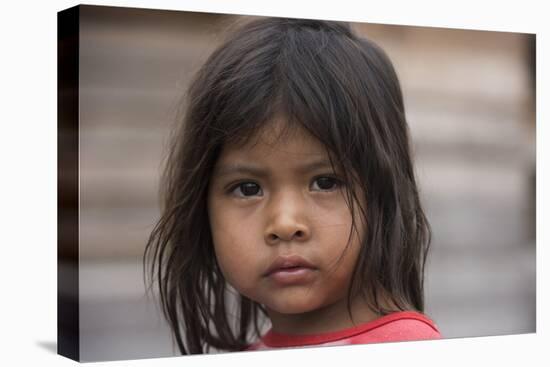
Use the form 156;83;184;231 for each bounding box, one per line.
143;16;431;355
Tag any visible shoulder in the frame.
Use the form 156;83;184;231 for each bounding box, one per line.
376;316;442;340
350;311;442;344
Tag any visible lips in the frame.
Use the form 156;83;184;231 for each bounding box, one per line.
264;255;317;285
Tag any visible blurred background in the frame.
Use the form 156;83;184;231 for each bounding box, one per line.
75;5;535;362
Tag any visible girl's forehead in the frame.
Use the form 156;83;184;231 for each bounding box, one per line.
221;118;328;161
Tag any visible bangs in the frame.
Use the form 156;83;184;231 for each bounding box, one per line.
195;18;376;175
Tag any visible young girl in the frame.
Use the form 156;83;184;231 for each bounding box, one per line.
144;16;441;355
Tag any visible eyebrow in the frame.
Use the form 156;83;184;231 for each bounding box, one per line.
214;159;336;178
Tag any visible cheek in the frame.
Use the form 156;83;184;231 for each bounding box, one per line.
316;204;363;277
208;199;261;293
314;203;356;247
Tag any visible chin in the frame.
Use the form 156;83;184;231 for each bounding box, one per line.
266;298;321;315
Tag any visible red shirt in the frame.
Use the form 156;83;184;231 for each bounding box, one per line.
247;311;441;350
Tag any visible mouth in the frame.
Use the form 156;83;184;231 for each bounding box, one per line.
264;255;317;285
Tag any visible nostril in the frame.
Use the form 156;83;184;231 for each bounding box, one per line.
266;228;308;244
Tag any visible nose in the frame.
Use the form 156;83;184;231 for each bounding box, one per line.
264;190;311;245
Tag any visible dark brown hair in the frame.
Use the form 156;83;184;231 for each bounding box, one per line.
143;16;431;355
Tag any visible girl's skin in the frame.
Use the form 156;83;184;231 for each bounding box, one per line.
208;117;379;335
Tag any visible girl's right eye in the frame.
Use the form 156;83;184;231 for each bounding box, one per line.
230;182;263;197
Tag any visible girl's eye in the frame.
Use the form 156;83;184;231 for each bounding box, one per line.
311;176;341;191
231;182;263;197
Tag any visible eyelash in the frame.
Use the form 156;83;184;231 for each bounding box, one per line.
311;176;343;191
227;176;344;198
229;181;263;198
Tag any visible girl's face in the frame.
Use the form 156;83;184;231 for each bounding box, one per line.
208;119;366;331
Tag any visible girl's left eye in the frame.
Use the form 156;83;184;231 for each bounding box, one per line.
230;182;263;197
311;176;341;191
